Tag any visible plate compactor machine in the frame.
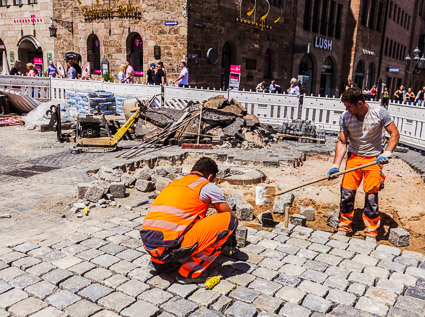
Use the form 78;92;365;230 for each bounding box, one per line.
48;97;151;153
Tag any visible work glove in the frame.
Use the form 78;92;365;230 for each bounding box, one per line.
327;165;340;180
376;151;392;167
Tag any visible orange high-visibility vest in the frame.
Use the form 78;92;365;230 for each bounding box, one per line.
140;172;210;249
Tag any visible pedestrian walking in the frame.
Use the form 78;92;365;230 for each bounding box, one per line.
287;78;300;95
415;86;425;107
140;157;238;283
145;63;155;85
67;61;77;79
10;60;22;76
393;86;404;104
154;62;166;86
47;61;57;78
26;63;37;77
269;80;281;93
173;61;189;87
118;64;128;83
328;87;400;240
125;61;134;84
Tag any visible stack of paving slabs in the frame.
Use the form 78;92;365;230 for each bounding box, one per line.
66;90;122;116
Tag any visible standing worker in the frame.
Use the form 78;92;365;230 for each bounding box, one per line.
328;87;400;240
173;61;189;87
140;157;238;283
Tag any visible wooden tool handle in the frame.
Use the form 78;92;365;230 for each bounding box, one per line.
270;161;379;197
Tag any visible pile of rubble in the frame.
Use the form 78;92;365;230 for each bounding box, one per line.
135;96;278;149
281;119;326;140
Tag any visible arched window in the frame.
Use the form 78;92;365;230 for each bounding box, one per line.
127;33;143;76
87;34;101;74
264;49;272;78
298;53;314;95
354;60;365;89
320;56;336;97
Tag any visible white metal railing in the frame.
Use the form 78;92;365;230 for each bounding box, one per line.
0;76;50;100
302;96;345;132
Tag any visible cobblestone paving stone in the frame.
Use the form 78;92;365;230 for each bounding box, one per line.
1;127;425;316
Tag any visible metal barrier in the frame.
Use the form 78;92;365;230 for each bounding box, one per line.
0;76;50;101
164;86;228;110
302;96;345;132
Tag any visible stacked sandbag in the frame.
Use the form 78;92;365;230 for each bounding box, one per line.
65;90;117;115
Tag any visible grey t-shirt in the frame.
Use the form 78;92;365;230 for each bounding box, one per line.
199;183;226;204
340;104;393;157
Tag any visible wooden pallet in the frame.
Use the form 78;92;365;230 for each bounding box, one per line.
277;133;325;144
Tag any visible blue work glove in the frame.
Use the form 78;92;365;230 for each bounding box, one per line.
376;151;392;167
327;165;340;180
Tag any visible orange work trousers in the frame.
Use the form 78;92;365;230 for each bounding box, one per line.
339;154;385;236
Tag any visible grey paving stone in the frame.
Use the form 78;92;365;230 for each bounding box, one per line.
328;304;373;317
116;249;143;261
326;239;349;250
394;256;419;267
302;294;332;313
278;264;305;276
13;242;40;254
253;293;283;313
352;254;379;266
259;249;285;260
299;280;329;297
300;269;328;284
378;260;406;273
226;273;256;287
248;278;282;296
0;289;28;309
347;282;367;296
147;274;175;290
406;286;425;300
258;257;284;270
190;308;224;317
84;268;113;282
26;262;55;276
224;301;257;317
127;267;155;283
78;283;113;303
167;282;197;298
370;249;395;261
285;238;311;249
387;307;420;317
121;300;159;317
91;254;120;269
275;286;306;304
229;285;261;303
325;266;350;279
375;244;401;256
8;297;47;316
0;251;26;264
348;272;375;286
355;296;389;316
274;273;301;287
210;295;232;314
315;253;342;266
65;299;102;317
308;243;331;253
303;260;328;272
42;268;73;285
376;278;404;294
60;275;92;293
91;310;120;317
51;240;75;250
279;302;311;317
311;231;333;239
390;272;417;286
0;267;25;282
103;274;129;289
25;280;57;299
52;256;82;270
12;257;41;270
137;288;173;305
30;306;66;317
363;265;390;279
117;280;149;297
252;267;279;280
282;254;307;266
76;249;104;261
258;239;280;250
296;249;318;260
80;238;108;249
402;250;425;262
99;243;126;256
394;295;425;314
323;275;350;291
0;261;7;271
9;272;41;289
68;261;96;276
39;250;66;262
276;244;300;255
240;244;266;255
109;260;139;275
46;290;81;310
406;267;425;279
339;259;366;272
0;280;12;295
97;291;135;313
326;288;357;306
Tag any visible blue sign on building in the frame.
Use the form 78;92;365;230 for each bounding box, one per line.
388;68;400;73
165;21;178;26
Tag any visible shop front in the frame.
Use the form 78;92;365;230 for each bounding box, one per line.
17;36;43;76
319;56;336;97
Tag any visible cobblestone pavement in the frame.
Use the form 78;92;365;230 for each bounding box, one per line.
1;126;425;316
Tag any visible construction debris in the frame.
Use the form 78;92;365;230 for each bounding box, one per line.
300;206;316;221
290;214;307;226
389;228;410;247
326;210;340;229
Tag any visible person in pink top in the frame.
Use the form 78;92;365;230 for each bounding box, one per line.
125;61;134;84
26;63;37;77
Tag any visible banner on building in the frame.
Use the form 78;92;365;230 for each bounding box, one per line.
229;65;241;90
81;62;91;79
57;60;65;77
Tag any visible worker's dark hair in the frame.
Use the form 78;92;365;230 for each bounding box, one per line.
191;157;218;178
181;61;186;66
341;87;365;104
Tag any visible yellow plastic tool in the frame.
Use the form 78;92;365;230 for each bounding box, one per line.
204;276;222;290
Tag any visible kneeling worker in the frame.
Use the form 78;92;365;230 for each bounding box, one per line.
140;157;239;283
328;87;400;239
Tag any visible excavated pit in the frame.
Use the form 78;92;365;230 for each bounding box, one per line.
216;167;266;185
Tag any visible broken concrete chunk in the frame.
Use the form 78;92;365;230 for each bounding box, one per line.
84;184;105;202
77;183;91;199
109;182;126;198
389;228;410;247
273;193;295;214
300;207;315;221
154;167;168;177
73;202;86;210
165;166;183;174
227;194;243;211
290;214;307;226
97;166;122;183
93;180;110;194
120;173;136;187
257;210;275;227
135;179;156;192
223;117;244;137
155;177;172;192
134;166;153;181
236;203;254;221
327;210;340;229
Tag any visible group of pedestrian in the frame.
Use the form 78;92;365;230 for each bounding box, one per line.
144;61;189;87
255;78;301;95
117;61;135;84
393;85;425;106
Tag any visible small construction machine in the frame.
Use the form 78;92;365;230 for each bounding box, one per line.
48;96;153;153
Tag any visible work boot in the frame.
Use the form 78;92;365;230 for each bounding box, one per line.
147;261;180;274
176;271;209;284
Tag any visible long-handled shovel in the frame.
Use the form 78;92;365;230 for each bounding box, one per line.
255;160;381;206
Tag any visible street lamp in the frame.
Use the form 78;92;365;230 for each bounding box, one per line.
49;23;57;37
404;47;425;73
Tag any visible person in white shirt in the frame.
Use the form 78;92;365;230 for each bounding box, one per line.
287;78;300;95
174;61;189;87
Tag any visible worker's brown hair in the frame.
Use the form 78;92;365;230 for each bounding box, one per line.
191;157;218;178
341;87;365;104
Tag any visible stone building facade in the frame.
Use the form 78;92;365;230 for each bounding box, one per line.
0;0;55;75
293;0;349;97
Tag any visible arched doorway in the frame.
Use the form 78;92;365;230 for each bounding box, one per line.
264;49;272;78
0;38;5;74
366;62;376;89
126;33;143;76
319;56;335;97
87;34;101;75
354;61;365;89
221;42;233;90
299;53;314;95
17;36;43;75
